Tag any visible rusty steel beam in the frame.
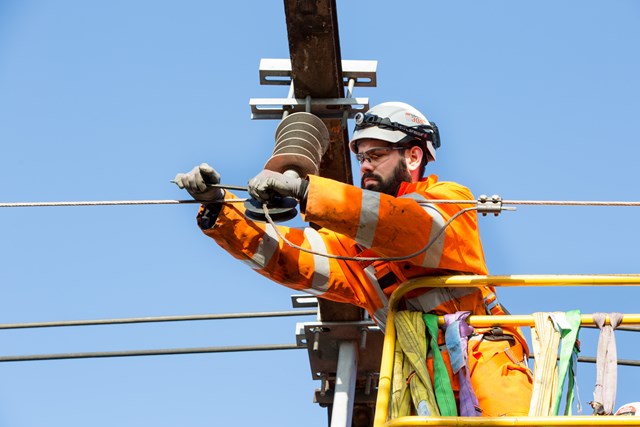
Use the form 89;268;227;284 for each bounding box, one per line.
283;0;362;322
283;0;354;186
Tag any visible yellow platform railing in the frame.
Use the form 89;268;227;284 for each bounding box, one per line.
373;274;640;427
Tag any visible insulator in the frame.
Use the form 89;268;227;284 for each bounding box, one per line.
265;112;330;178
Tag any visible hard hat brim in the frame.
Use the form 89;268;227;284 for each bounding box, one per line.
349;126;437;162
349;126;407;153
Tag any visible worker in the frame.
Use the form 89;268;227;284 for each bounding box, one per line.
174;101;533;416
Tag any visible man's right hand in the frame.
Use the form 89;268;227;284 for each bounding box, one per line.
173;163;224;202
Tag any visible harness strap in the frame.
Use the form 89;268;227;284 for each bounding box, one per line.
529;312;562;416
550;310;582;415
391;337;410;418
424;314;457;416
483;291;506;315
567;338;582;415
591;312;623;415
393;311;439;416
571;336;584;413
356;247;402;290
443;311;481;416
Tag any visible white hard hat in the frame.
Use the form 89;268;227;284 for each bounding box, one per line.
349;101;440;162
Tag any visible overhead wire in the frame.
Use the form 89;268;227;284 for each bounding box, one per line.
4;198;640;208
0;309;318;330
4;194;640;263
3;346;640;365
0;309;317;362
0;344;303;363
0;198;247;208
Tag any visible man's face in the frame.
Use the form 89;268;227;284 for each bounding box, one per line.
357;139;412;196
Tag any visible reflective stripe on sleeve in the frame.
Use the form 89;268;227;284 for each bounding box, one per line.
240;223;279;269
399;193;445;268
355;190;380;248
364;264;389;330
304;228;330;295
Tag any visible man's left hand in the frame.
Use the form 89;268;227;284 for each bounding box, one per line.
248;170;308;203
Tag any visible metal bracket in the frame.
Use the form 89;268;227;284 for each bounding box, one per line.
250;58;376;120
295;319;383;423
291;294;319;309
295;321;383;379
476;194;516;216
250;97;369;120
259;58;377;87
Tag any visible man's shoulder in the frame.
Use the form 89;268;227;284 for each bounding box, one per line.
414;175;474;200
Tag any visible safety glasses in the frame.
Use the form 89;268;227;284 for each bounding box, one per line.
355;146;407;165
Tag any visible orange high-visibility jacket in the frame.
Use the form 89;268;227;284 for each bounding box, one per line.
198;174;492;327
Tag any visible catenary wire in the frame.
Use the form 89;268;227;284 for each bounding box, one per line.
4;194;639;262
4;198;640;208
429;199;640;207
0;198;247;208
0;344;303;363
2;345;640;365
0;309;318;330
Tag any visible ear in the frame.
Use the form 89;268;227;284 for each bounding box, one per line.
404;146;423;174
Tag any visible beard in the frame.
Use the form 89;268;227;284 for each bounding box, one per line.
360;158;412;196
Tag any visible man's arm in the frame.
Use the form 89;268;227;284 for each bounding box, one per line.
302;175;487;275
197;193;386;308
173;164;393;313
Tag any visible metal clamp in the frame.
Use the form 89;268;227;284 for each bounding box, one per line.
477;194;515;216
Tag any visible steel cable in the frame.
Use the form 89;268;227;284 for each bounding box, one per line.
0;198;248;208
0;344;302;362
0;309;318;330
2;198;640;208
2;346;640;365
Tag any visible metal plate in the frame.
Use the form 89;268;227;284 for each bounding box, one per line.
296;321;384;380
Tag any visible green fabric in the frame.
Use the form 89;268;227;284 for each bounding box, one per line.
552;310;581;415
566;344;579;415
423;314;458;416
394;311;440;416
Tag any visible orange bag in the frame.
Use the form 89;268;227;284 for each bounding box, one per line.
426;327;533;417
468;327;533;416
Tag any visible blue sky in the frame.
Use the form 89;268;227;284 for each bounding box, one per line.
1;1;640;425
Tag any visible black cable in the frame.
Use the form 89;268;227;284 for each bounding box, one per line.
0;344;302;363
0;309;318;330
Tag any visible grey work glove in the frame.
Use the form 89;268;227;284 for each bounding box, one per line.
173;163;224;202
247;170;308;204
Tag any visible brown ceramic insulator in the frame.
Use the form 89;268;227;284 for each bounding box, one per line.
265;112;330;177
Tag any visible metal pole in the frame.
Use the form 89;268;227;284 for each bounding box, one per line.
331;340;358;427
